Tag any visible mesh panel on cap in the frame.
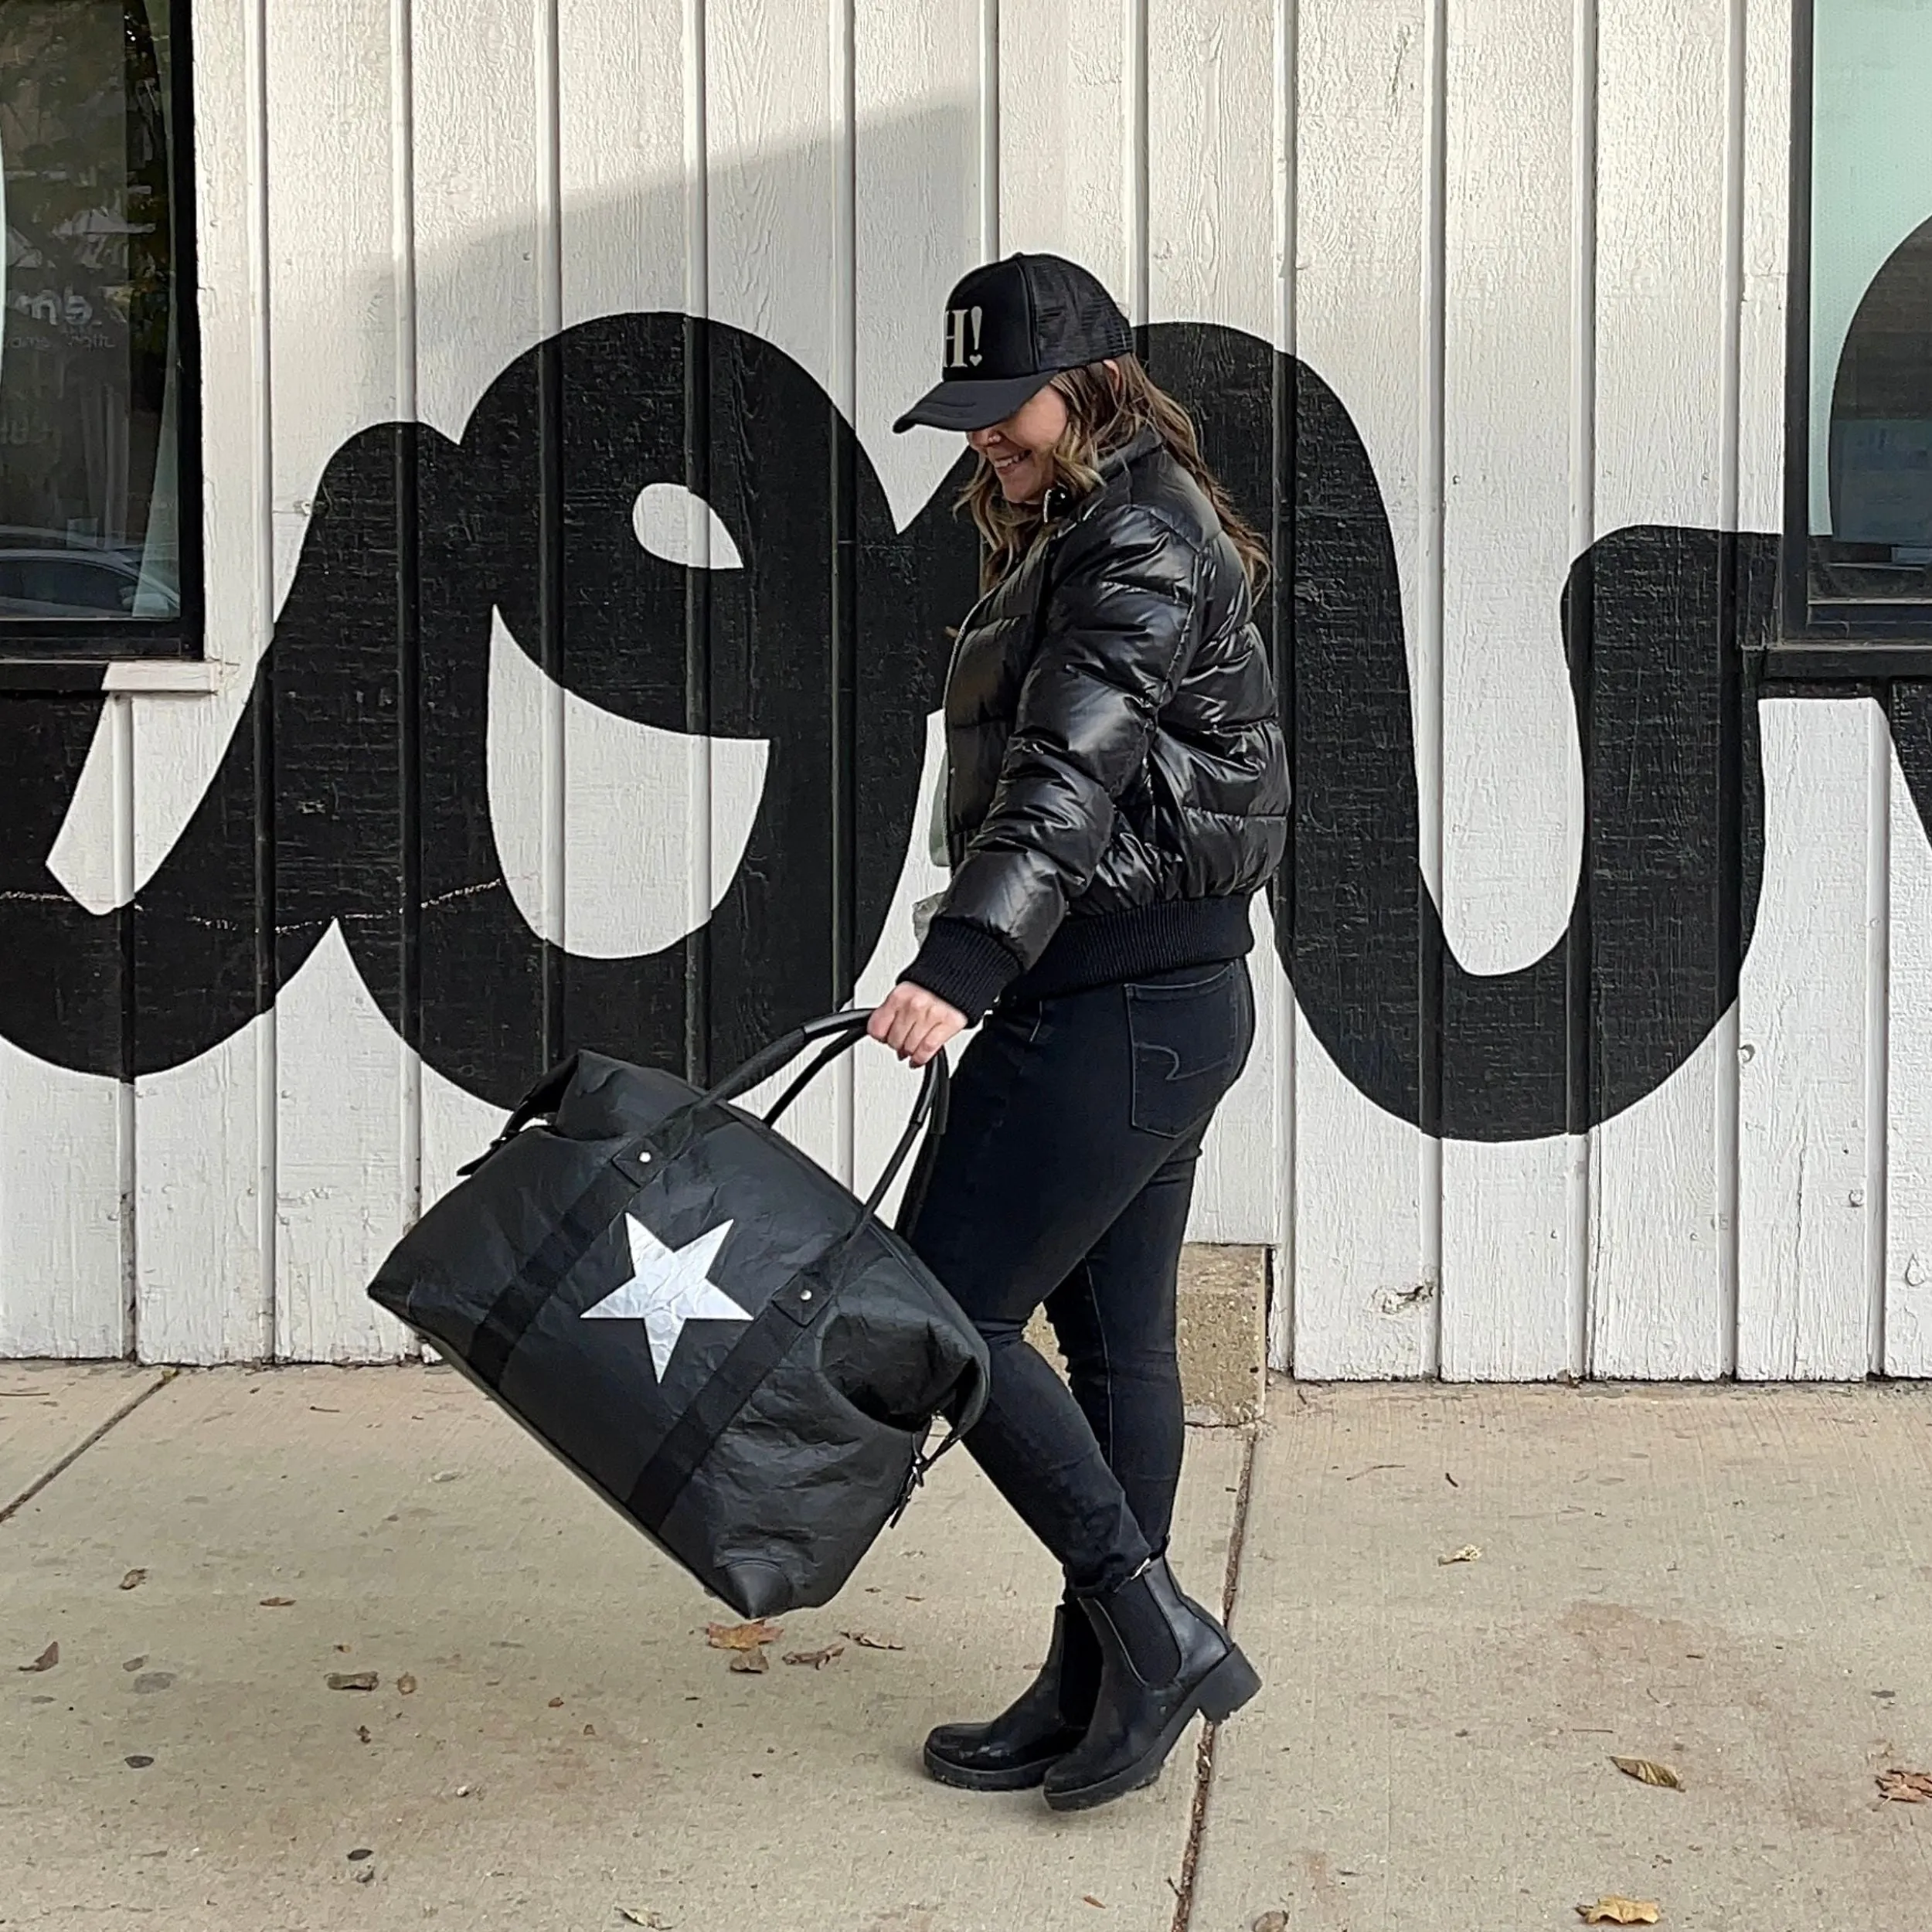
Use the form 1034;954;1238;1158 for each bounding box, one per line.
1026;255;1131;368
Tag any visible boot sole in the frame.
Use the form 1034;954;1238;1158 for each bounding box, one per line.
922;1740;1060;1792
1042;1648;1261;1814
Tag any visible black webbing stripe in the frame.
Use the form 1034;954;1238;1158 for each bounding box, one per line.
469;1164;640;1389
624;1284;825;1533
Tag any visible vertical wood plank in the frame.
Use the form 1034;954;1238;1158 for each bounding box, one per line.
1145;0;1284;1248
0;1060;126;1358
1437;0;1583;1380
548;0;704;1170
996;0;1132;298
849;0;981;1199
1287;0;1435;1377
1593;0;1730;537
1439;0;1583;983
851;0;981;528
705;0;848;1176
556;0;687;326
256;0;420;1361
1736;699;1880;1380
1440;1132;1583;1383
1728;0;1791;1376
131;0;274;1362
1146;0;1278;349
132;1022;270;1363
1883;723;1932;1374
1584;0;1733;1379
412;0;553;440
0;700;128;1359
413;0;558;1234
1736;0;1791;534
274;931;417;1361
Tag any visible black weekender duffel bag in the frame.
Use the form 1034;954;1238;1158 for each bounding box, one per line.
367;1013;990;1619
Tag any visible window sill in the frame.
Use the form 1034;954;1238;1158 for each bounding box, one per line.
0;658;222;695
1760;641;1932;680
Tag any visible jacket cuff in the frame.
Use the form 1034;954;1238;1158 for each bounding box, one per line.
899;917;1026;1024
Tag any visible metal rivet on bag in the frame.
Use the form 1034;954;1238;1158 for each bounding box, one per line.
801;1290;812;1301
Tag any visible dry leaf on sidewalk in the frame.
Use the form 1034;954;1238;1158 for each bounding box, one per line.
119;1569;147;1591
1437;1545;1482;1566
396;1674;417;1696
19;1642;57;1673
1878;1768;1932;1803
1083;1896;1105;1908
357;1726;372;1744
705;1619;782;1652
783;1645;845;1669
326;1671;379;1692
1252;1914;1290;1932
1611;1757;1682;1790
728;1649;770;1674
549;1696;564;1707
259;1597;295;1608
841;1630;905;1651
1578;1898;1660;1924
619;1910;672;1929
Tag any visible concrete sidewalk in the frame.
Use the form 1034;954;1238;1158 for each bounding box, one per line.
2;1369;1930;1932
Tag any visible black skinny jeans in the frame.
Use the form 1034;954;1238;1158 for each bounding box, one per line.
901;957;1255;1594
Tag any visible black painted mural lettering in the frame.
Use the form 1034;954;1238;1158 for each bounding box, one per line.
0;312;1920;1140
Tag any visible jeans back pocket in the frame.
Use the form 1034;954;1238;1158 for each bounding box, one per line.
1126;961;1253;1138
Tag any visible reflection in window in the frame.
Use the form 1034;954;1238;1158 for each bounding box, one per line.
0;0;185;628
1806;0;1932;608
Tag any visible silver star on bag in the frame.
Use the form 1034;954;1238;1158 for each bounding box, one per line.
580;1216;747;1378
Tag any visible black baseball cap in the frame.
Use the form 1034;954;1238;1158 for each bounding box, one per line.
892;253;1133;434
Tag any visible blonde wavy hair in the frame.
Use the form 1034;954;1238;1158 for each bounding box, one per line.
960;355;1271;594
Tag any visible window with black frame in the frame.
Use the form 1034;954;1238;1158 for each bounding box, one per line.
1786;0;1932;660
0;0;197;662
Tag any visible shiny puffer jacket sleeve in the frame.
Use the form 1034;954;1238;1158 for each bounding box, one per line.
903;503;1201;1018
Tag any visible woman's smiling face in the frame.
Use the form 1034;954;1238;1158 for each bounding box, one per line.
967;383;1070;503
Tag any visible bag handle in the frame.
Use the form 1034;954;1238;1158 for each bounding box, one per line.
704;1009;950;1226
468;1015;950;1226
454;1053;584;1176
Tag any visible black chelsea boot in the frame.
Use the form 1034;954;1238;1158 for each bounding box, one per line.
1042;1552;1260;1811
923;1597;1101;1791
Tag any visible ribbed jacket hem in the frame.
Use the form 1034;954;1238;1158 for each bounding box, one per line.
901;896;1260;1023
1005;895;1257;1006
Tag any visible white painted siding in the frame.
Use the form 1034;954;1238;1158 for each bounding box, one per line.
8;0;1927;1386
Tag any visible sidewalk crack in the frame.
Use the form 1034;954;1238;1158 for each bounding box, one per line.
0;1368;178;1529
1169;1422;1260;1932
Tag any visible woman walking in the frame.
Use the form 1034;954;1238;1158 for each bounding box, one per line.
869;253;1290;1811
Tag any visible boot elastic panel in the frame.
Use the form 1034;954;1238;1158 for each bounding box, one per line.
1097;1575;1183;1685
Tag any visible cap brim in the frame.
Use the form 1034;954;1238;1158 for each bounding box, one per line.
891;371;1053;434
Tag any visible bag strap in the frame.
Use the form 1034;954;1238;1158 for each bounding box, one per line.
468;1156;639;1388
454;1053;583;1177
626;1261;984;1540
623;1263;832;1532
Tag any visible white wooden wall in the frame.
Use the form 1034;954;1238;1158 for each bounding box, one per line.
3;0;1923;1383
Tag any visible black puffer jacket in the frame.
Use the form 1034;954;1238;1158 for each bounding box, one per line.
902;427;1290;1022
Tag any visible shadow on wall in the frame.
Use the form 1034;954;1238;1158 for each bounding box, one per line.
2;104;1928;1141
